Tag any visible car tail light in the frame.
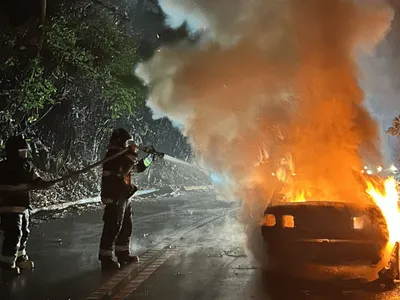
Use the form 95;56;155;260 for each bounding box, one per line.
262;214;276;227
282;215;295;228
353;216;369;230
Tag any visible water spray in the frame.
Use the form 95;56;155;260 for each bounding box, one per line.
0;144;206;193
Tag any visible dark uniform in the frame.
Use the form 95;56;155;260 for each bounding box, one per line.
99;128;155;271
0;135;50;275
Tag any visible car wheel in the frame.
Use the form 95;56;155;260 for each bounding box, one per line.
377;242;400;289
389;241;400;281
395;241;400;281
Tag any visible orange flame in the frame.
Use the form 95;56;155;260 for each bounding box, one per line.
293;191;307;202
366;177;400;252
284;190;307;202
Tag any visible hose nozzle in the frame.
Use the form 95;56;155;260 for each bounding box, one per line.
126;140;164;158
141;146;165;158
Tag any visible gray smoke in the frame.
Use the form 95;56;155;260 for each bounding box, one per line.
135;0;393;266
359;1;400;166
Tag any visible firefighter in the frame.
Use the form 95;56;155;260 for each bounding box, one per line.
99;128;158;271
0;135;52;275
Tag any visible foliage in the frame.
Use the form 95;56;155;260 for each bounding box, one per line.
0;0;195;205
387;115;400;136
0;0;146;173
44;6;144;117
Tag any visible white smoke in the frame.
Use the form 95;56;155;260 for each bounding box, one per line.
135;0;394;267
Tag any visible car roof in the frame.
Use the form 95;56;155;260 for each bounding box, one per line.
267;200;376;209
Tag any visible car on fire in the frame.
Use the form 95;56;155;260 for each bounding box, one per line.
261;195;400;288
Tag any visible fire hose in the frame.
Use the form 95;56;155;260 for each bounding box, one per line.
0;144;165;193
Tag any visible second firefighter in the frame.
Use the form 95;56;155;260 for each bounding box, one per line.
0;135;52;276
99;128;158;271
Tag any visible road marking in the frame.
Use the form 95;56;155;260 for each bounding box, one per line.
111;248;177;300
84;251;160;300
85;209;237;300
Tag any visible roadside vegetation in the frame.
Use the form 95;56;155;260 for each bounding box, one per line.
0;0;208;208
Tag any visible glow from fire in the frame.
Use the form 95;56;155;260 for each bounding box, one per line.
292;191;306;202
366;177;400;252
280;186;307;203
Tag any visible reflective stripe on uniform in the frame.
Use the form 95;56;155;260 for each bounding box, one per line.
32;170;40;180
143;156;153;167
17;249;27;257
0;206;27;213
99;249;113;256
103;170;122;177
101;198;115;205
0;184;29;192
0;254;16;264
115;245;130;252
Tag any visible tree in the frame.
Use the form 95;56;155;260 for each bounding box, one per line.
0;0;147;201
0;0;198;207
387;115;400;136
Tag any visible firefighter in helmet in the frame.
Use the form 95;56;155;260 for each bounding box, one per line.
99;128;159;271
0;135;52;275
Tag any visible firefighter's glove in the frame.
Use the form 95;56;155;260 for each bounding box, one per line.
144;154;155;167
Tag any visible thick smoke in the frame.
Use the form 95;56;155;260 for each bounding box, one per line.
359;0;400;166
136;0;393;265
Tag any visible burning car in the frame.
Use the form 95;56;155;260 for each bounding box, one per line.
261;195;400;287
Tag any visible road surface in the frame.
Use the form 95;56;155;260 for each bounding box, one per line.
0;191;400;300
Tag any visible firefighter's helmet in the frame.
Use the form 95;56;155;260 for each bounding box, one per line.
5;135;29;158
108;128;132;148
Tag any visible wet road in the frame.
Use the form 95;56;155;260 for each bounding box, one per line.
0;191;400;300
128;214;400;300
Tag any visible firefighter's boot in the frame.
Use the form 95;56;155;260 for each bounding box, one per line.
16;255;34;269
0;261;20;276
101;257;120;271
117;254;139;267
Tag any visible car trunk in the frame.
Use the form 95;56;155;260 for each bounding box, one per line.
262;202;388;266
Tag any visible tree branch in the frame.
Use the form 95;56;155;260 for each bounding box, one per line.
36;0;47;56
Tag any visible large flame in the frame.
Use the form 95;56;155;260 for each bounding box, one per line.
366;177;400;252
136;0;394;266
292;191;306;203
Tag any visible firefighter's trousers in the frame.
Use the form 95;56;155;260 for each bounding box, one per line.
99;199;132;261
0;210;30;266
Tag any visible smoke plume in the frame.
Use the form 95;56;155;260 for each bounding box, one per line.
136;0;393;265
358;0;400;166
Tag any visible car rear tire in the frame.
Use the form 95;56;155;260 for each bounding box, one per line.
376;242;400;290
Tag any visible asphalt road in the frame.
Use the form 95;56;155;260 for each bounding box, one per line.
1;191;400;300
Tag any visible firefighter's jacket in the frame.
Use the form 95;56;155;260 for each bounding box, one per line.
100;147;153;204
0;158;42;213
